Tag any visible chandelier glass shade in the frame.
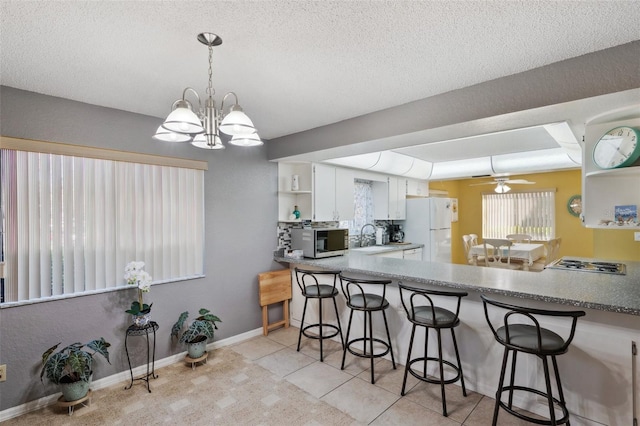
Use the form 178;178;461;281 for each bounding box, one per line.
152;125;192;143
230;132;264;147
153;32;261;149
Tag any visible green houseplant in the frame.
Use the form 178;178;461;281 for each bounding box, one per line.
171;308;221;359
40;338;111;402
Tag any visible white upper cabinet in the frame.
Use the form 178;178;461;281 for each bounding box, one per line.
407;178;429;197
313;163;355;221
372;176;407;220
388;176;407;220
335;167;355;221
582;114;640;229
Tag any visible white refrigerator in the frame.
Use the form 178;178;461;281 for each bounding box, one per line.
403;198;453;262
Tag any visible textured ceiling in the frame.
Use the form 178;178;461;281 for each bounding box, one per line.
1;1;639;142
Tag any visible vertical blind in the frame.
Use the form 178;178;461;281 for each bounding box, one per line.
1;149;204;303
482;190;555;240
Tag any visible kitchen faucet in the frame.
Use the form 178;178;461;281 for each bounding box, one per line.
360;223;377;247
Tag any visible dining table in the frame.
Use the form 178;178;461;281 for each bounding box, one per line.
469;242;546;271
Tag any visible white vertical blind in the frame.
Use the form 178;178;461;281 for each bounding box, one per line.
1;149;204;303
482;190;556;240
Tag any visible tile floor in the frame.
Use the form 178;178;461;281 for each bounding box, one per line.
233;326;536;425
5;325;543;425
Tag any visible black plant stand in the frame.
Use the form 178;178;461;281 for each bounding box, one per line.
125;321;159;392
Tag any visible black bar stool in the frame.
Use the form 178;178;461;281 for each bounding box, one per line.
398;282;468;417
481;295;585;426
339;274;396;384
294;268;344;362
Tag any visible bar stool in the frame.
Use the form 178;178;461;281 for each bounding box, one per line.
398;283;467;417
339;274;396;384
481;295;585;426
294;268;344;362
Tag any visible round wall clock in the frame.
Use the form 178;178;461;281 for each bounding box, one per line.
592;126;640;169
567;194;582;217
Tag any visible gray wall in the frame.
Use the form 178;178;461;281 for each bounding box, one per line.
267;40;640;161
0;86;280;410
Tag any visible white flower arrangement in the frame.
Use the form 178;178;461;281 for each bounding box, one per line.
124;261;153;315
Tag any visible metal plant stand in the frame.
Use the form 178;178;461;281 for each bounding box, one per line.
124;321;159;392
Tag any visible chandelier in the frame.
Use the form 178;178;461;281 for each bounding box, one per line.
153;32;262;149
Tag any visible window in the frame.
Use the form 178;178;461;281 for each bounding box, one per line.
340;179;374;236
482;190;555;240
0;138;206;305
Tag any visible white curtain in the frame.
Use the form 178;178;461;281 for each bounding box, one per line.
1;149;204;303
482;191;555;240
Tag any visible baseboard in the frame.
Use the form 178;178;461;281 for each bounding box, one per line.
0;327;263;422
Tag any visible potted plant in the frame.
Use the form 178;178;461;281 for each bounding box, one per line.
40;338;111;402
171;308;221;359
123;261;153;326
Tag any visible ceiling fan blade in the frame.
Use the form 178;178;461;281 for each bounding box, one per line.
469;182;497;186
505;179;535;184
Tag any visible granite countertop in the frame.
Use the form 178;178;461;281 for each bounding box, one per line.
348;243;423;255
275;254;640;316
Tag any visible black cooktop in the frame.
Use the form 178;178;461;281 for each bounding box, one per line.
546;258;626;275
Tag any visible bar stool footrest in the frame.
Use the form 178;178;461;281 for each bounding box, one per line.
346;337;391;359
498;385;569;425
407;357;461;385
302;323;340;340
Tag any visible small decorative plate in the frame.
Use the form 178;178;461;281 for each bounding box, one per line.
567;194;582;217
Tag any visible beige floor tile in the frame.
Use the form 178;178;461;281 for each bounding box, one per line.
285;361;353;398
321;376;400;424
256;346;316;377
230;336;287;360
296;332;344;361
371;396;461;425
463;395;547;426
323;344;385;377
403;380;482;422
265;325;301;345
356;358;420;395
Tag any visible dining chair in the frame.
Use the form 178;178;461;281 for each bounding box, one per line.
462;235;473;264
506;233;532;243
482;239;521;270
463;234;483;265
530;238;562;271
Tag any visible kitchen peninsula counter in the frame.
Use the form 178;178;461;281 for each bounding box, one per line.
276;254;640;424
275;253;640;316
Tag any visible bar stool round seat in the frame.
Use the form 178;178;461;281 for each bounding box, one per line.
399;283;468;417
294;268;344;362
340;274;396;384
481;295;585;426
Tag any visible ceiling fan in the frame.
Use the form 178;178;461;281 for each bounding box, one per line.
469;177;536;193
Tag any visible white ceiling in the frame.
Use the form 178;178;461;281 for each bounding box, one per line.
1;1;639;176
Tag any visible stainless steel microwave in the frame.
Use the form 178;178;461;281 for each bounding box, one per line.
291;228;349;258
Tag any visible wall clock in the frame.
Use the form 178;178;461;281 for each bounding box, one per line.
592;126;640;169
567;194;582;217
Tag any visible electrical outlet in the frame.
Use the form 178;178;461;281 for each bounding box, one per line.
0;364;6;382
635;232;640;242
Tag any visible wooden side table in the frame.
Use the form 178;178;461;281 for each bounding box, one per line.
258;269;292;335
124;321;159;392
57;389;92;415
